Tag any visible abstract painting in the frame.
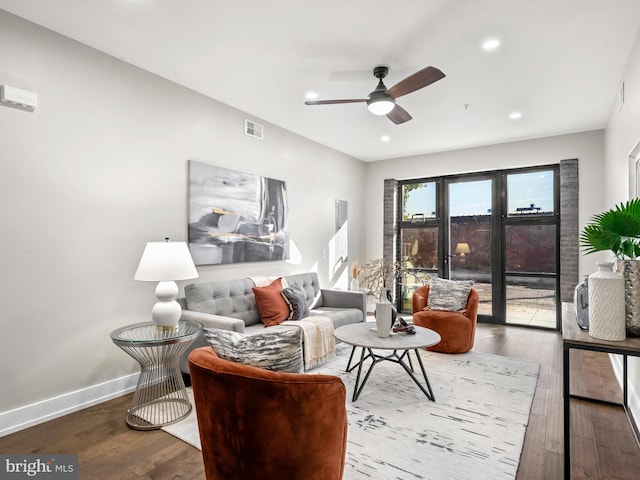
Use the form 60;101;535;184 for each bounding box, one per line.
187;160;289;265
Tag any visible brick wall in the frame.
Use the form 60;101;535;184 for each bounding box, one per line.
383;179;397;265
560;158;579;302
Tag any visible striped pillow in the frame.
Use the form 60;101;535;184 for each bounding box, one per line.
427;277;473;311
204;328;303;373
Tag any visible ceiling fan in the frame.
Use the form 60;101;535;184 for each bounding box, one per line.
305;65;445;124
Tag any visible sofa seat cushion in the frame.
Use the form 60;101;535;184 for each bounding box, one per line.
309;307;363;329
204;327;303;373
244;309;361;336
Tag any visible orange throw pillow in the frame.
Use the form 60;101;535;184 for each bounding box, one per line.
252;278;290;326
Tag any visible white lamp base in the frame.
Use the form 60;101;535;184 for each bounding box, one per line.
151;280;182;329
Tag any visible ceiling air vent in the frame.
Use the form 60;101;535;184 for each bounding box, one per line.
244;119;263;140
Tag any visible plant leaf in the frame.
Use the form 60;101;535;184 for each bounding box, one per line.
599;210;640;237
580;199;640;259
579;224;618;254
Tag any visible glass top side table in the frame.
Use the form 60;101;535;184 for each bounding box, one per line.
110;320;202;430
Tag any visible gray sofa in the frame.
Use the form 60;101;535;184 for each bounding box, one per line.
178;271;366;373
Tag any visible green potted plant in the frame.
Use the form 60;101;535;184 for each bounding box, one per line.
579;198;640;259
579;198;640;337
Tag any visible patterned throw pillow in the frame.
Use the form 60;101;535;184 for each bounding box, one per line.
281;283;310;320
427;277;473;311
252;278;290;326
204;328;303;373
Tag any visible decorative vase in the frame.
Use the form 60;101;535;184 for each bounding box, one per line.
573;276;589;330
350;277;360;292
375;289;392;338
588;262;625;341
623;260;640;337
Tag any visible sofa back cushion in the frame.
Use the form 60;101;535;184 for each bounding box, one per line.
184;272;323;328
185;278;261;326
283;272;321;309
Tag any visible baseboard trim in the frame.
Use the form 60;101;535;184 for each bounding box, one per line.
0;373;138;437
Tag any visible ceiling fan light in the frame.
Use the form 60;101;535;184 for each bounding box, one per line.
367;96;396;115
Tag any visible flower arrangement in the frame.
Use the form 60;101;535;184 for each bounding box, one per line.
358;258;396;301
358;258;431;304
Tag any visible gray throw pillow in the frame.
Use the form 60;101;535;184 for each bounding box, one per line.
204;328;303;373
281;283;310;320
427;277;473;311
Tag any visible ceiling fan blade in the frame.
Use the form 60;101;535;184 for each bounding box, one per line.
387;66;445;99
305;99;367;105
387;104;412;124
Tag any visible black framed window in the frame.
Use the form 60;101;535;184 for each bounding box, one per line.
397;181;439;310
396;165;560;330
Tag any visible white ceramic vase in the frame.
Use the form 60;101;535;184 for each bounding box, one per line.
376;289;392;338
350;278;360;292
375;302;392;338
588;262;625;341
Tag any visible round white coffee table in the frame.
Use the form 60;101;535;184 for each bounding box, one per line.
334;322;441;401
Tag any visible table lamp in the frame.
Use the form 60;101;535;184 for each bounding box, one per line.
134;238;199;329
455;242;471;258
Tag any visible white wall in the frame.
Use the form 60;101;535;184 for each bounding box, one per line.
364;130;605;278
1;4;634;438
0;11;365;435
604;27;640;432
605;37;640;206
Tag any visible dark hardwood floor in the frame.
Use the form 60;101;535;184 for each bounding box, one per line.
1;323;639;479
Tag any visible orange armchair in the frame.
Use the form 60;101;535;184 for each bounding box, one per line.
188;347;348;480
412;285;479;353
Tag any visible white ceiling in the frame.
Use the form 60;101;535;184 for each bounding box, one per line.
1;0;639;162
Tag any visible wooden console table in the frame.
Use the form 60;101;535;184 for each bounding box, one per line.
562;303;640;479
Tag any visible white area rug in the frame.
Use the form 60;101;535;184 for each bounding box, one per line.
164;344;540;480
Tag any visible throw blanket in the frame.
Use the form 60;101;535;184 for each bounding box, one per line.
282;316;335;370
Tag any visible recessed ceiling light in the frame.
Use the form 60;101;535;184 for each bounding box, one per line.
509;111;522;120
305;91;318;100
482;38;501;51
381;135;390;143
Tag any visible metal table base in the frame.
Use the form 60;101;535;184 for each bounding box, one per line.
345;345;436;402
111;321;202;430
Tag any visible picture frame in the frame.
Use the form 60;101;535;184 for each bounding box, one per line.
187;159;289;265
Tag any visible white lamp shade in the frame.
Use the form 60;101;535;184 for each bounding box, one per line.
134;240;198;281
455;243;471;255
